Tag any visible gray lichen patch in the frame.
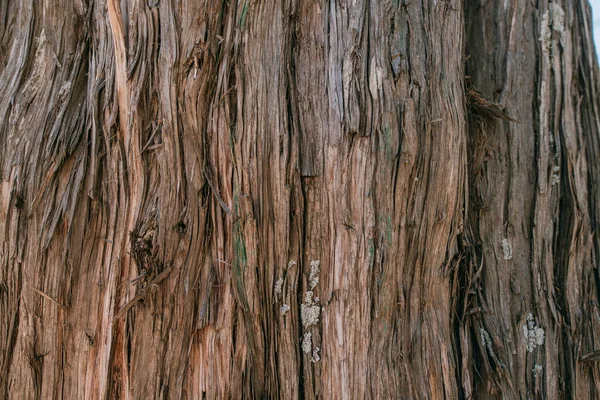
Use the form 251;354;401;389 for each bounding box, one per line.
551;165;560;186
501;238;513;260
301;304;320;327
480;328;507;369
301;261;322;328
549;3;565;42
280;304;290;315
274;277;284;296
300;259;322;361
523;313;545;353
302;332;312;354
301;293;320;327
540;3;565;57
311;347;321;363
309;260;320;290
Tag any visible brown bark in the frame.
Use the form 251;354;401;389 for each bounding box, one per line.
463;1;600;398
0;0;599;398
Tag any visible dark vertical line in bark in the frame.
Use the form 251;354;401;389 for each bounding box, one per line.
285;3;309;396
283;6;306;397
556;100;576;398
2;290;20;398
298;178;308;399
461;2;507;396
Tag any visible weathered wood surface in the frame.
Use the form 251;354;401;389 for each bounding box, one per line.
0;0;599;398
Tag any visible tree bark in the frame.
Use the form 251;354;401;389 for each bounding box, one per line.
1;0;599;398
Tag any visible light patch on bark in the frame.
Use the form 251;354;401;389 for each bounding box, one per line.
0;178;14;241
302;332;312;353
301;260;321;359
533;364;543;377
301;291;320;327
301;261;321;327
480;328;507;369
368;57;385;99
342;57;353;103
549;4;565;42
540;4;565;57
551;165;560;186
106;0;131;136
280;304;290;315
58;81;71;98
501;238;513;260
29;30;48;89
311;347;321;363
309;260;320;290
274;278;284;295
523;313;545;352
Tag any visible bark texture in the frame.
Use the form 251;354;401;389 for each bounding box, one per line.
0;0;599;398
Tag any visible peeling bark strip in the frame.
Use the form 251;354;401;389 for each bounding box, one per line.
0;0;599;399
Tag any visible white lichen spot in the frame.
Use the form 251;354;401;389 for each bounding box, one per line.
523;313;545;353
299;258;321;354
274;278;284;295
502;238;513;260
280;304;290;316
309;260;320;290
301;289;320;327
301;303;321;328
302;332;312;353
533;364;543;376
311;347;321;363
288;260;297;268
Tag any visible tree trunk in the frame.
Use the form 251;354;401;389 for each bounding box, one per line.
1;0;599;398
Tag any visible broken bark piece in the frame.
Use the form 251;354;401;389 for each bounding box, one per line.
467;87;518;123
